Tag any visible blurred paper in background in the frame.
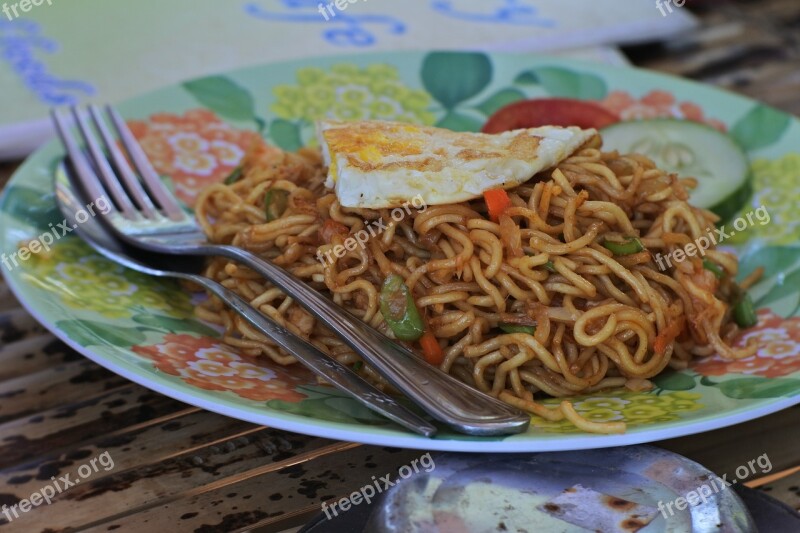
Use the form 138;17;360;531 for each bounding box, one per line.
0;0;696;158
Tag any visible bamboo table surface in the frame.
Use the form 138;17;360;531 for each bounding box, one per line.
1;0;800;531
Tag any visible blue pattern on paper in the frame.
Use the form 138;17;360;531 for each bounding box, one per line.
244;0;406;47
0;19;95;106
430;0;556;27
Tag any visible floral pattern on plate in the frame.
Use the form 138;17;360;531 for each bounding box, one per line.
132;334;313;402
271;64;435;125
128;109;265;205
530;391;705;434
726;153;800;245
597;89;727;131
25;239;194;319
692;310;800;378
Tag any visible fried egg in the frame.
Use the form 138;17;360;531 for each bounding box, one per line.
317;119;596;208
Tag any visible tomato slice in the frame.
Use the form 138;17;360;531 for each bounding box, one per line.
482;98;619;133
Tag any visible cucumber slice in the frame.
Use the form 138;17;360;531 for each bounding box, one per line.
600;119;751;223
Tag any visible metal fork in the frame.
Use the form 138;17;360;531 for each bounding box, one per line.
51;105;530;436
54;160;436;437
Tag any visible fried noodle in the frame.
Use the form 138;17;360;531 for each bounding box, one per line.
195;136;757;434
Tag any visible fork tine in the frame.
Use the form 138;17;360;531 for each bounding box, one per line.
106;106;185;220
88;105;159;219
51;110;116;216
70;107;139;220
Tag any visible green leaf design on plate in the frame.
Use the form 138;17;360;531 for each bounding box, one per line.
266;397;390;426
513;67;607;99
514;71;540;85
2;185;62;230
755;267;800;309
435;111;483;132
421;52;492;109
737;245;800;282
475;88;526;116
48;155;63;177
269;119;303;151
255;117;267;134
324;397;394;424
747;246;800;316
183;75;258;124
730;105;790;152
653;371;696;391
56;319;147;348
718;377;800;399
267;399;355;423
296;384;345;400
132;314;219;337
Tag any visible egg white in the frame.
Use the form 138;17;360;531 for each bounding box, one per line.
317;120;596;209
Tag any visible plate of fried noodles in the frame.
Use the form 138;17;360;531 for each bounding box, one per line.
2;51;799;451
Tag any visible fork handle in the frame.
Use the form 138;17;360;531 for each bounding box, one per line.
211;244;530;436
195;275;437;437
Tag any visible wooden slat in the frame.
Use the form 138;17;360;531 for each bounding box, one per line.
77;444;428;533
627;0;800;115
0;334;82;381
0;359;129;424
737;0;800;20
749;469;800;513
660;405;800;477
0;163;14;189
0;410;270;524
0;385;191;468
0;307;48;345
747;465;800;488
3;429;343;531
0;282;19;313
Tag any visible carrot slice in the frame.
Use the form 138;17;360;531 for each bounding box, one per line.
654;317;684;355
484;188;512;222
420;331;444;366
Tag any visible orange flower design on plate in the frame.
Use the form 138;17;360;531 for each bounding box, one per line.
127;109;269;205
132;334;311;402
691;310;800;378
598;90;727;131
